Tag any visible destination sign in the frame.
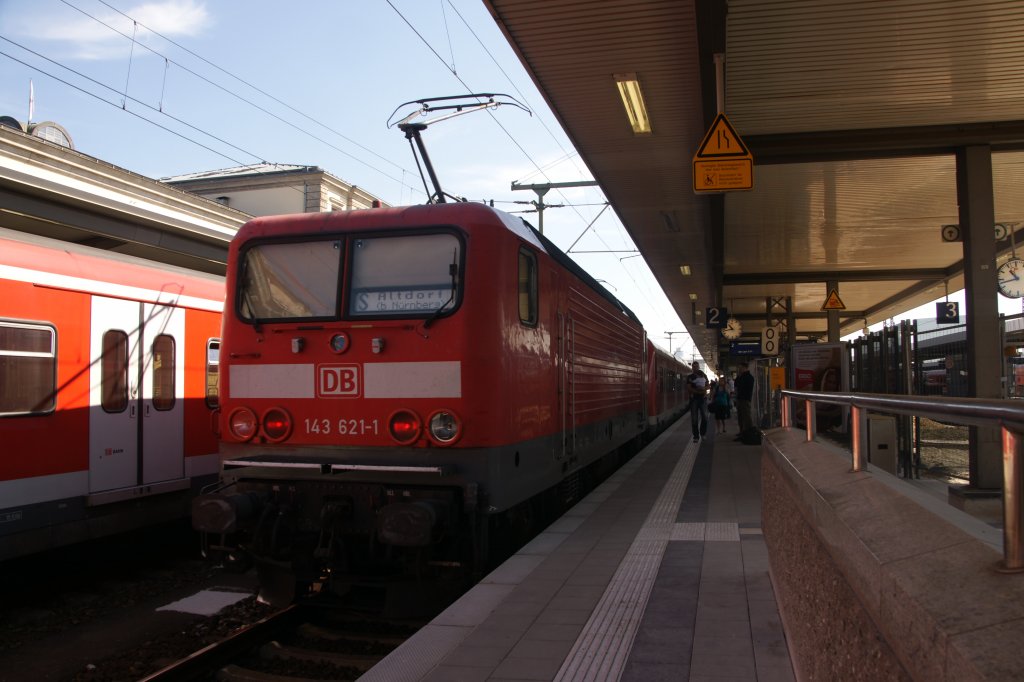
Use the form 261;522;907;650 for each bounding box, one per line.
351;287;452;314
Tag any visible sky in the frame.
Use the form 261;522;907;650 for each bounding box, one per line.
0;0;1017;366
0;0;705;360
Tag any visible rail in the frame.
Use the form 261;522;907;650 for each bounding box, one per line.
779;389;1024;573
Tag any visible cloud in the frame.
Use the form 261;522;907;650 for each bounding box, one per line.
14;0;210;60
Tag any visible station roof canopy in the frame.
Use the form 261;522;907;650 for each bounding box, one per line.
483;0;1024;364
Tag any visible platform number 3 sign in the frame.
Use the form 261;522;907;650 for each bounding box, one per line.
761;325;781;356
936;301;960;324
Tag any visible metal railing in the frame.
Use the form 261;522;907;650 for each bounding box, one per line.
780;389;1024;573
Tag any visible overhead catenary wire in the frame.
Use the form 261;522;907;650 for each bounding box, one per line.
424;5;643;260
440;0;457;74
0;46;251;166
385;0;674;330
385;2;589;218
3;38;358;206
444;0;591;185
87;0;410;173
56;0;423;197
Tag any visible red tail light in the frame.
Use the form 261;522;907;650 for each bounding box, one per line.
262;407;293;442
389;410;421;444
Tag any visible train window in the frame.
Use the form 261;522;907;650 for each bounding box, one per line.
0;321;56;416
206;338;220;409
518;248;538;325
151;334;176;411
100;330;128;413
239;240;342;321
348;232;462;318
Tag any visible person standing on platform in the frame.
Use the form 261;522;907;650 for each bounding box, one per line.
735;364;755;438
712;380;731;434
686;361;710;442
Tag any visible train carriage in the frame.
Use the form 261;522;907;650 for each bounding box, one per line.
646;341;690;432
194;203;660;596
0;227;224;560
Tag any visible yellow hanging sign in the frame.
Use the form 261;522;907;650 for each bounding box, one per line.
692;113;753;193
821;289;847;311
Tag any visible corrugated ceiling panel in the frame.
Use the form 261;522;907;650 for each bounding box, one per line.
727;0;1024;133
995;151;1024;225
726;156;962;272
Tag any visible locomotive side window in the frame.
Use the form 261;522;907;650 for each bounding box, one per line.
151;334;176;411
348;233;462;318
100;330;128;413
206;338;220;409
0;321;56;416
518;248;538;325
239;240;342;321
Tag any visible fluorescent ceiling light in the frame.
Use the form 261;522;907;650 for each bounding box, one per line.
614;73;651;135
679;265;691;276
689;293;699;301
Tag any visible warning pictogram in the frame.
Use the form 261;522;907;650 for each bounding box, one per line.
692;113;753;193
821;289;846;311
694;114;751;158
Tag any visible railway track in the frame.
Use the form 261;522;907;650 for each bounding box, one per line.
142;600;421;681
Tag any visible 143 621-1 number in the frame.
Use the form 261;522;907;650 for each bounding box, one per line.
304;418;380;436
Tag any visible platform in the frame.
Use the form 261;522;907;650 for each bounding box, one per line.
360;419;794;681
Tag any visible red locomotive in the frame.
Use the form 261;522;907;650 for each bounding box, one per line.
192;202;688;601
0;227;224;560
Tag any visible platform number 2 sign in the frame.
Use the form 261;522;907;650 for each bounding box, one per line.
761;325;781;356
706;307;727;329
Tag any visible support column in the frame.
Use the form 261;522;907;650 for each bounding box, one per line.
826;280;840;342
957;145;1002;490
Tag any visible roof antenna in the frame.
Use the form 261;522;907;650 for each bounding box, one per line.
387;93;530;204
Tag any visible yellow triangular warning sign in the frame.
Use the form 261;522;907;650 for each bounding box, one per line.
821;289;846;310
695;113;751;158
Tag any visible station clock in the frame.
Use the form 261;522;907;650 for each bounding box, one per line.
722;317;743;340
997;258;1024;298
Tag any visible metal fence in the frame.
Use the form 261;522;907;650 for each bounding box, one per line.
842;314;1024;483
780;389;1024;572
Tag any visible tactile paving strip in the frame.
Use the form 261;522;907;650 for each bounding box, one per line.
668;521;741;542
670;522;707;541
554;438;699;681
705;521;741;542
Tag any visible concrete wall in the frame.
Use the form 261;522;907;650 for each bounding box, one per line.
761;427;1024;681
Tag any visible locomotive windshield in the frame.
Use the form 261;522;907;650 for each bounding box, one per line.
239;240;342;321
348;233;461;318
236;232;462;322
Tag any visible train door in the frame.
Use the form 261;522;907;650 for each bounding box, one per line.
89;298;186;492
141;302;185;483
89;296;141;492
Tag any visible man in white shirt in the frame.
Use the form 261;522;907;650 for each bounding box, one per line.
686;361;710;442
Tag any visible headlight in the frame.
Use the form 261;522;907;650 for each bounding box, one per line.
389;410;422;444
262;407;293;442
428;410;461;444
228;407;258;441
329;332;349;354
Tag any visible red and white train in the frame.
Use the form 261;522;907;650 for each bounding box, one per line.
192;202;688;599
0;227;224;560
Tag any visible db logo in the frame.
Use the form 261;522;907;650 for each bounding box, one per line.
318;364;360;397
